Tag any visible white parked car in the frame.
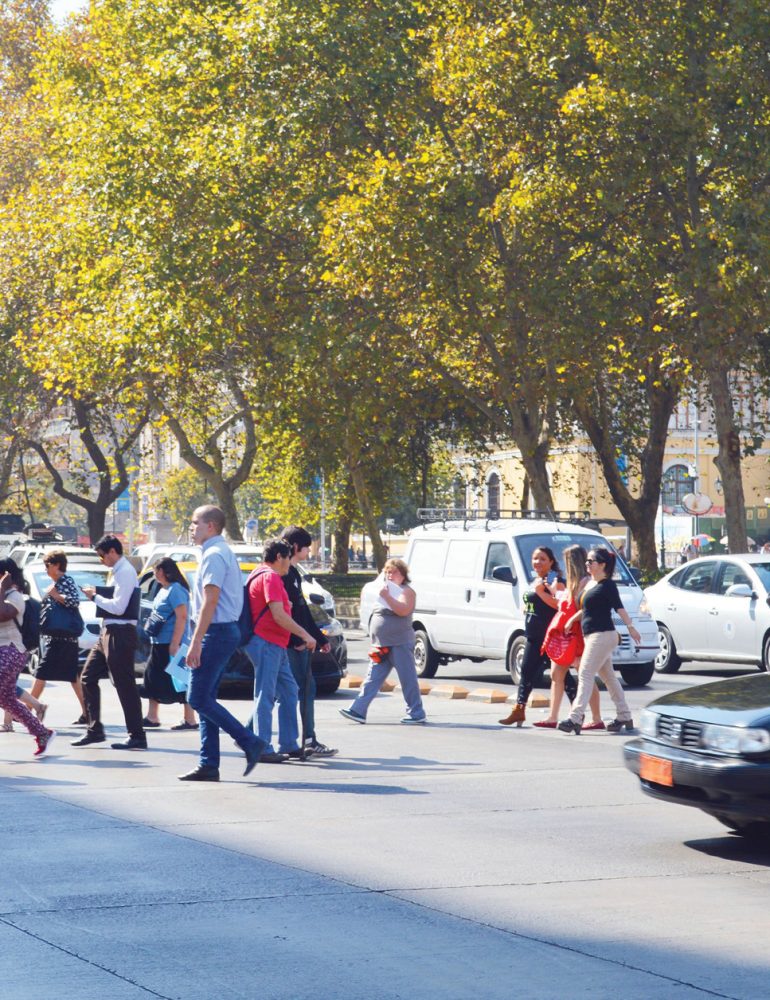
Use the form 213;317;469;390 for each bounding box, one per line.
645;554;770;674
359;512;659;686
11;543;101;568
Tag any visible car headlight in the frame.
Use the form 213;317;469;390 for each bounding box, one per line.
701;724;770;755
636;599;653;620
639;708;659;737
320;620;342;638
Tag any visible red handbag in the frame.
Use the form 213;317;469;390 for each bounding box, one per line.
541;598;583;666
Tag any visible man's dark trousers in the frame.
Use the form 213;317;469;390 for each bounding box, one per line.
82;624;143;738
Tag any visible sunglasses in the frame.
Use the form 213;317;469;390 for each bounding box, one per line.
586;557;604;565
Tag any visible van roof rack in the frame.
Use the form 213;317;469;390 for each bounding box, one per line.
416;508;594;532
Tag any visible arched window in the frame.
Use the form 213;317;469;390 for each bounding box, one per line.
487;472;501;514
662;464;694;508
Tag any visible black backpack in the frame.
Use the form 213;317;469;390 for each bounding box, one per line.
16;596;41;651
238;568;271;647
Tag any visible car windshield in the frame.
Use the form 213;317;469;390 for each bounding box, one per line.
32;567;110;600
514;533;634;585
750;563;770;592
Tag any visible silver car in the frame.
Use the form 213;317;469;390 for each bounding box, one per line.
645;554;770;674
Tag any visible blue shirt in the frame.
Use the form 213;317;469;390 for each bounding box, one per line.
151;582;190;645
191;534;243;625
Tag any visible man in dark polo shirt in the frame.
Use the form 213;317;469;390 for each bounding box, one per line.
281;526;337;758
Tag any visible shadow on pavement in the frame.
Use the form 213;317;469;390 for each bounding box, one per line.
254;780;426;795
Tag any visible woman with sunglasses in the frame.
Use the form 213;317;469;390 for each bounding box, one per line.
499;546;564;727
558;547;640;735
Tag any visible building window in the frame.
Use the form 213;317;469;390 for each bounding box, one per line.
451;476;466;511
487;472;500;514
662;464;693;508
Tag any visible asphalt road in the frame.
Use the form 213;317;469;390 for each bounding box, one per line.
2;638;769;1000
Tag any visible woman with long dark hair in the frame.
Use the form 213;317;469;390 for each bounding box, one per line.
559;547;640;735
500;546;564;727
533;545;603;729
139;558;197;730
0;558;56;757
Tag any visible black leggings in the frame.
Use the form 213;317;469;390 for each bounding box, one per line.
517;632;577;705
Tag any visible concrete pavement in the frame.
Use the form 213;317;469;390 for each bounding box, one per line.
2;675;768;999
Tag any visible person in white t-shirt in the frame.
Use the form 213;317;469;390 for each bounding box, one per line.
0;558;56;758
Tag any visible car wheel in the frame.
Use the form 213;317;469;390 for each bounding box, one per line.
618;661;655;687
655;625;682;673
761;634;770;673
413;628;439;678
507;635;528;686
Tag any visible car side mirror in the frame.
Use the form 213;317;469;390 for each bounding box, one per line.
725;584;753;598
492;566;517;586
308;593;325;605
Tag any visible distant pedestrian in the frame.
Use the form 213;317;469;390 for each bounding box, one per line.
0;558;56;758
340;558;426;725
179;506;264;782
138;558;197;731
245;538;316;763
74;535;146;751
30;550;87;724
281;526;337;758
558;547;640;735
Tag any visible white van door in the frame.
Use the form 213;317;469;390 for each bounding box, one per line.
477;540;520;656
436;538;485;652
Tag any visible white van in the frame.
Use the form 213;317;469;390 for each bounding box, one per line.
359;512;659;687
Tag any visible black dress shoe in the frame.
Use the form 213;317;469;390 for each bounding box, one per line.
243;739;265;777
178;765;220;782
260;751;290;763
71;732;106;747
111;737;148;750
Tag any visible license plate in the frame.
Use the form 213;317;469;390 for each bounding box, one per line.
639;753;673;787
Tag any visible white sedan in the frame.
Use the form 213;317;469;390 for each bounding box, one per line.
645;554;770;673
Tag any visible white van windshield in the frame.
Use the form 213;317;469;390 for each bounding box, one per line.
514;533;635;586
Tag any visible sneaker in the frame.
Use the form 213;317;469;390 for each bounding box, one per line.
33;729;56;759
340;708;366;724
306;741;338;758
0;721;14;733
400;716;427;725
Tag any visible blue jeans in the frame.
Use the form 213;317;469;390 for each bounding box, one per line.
349;641;425;721
287;646;315;743
245;634;300;753
187;621;262;768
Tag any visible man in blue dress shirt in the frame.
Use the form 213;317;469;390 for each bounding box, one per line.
179;505;264;782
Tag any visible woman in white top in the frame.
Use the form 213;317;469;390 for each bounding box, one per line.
0;558;56;758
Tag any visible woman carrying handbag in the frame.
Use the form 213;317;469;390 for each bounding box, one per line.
533;545;603;730
139;558;197;730
30;550;87;724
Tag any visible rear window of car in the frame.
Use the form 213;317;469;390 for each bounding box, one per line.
514;533;634;585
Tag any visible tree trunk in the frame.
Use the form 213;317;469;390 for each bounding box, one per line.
349;463;387;570
708;366;748;554
86;505;107;544
0;441;17;506
332;509;352;574
572;376;678;575
216;487;243;542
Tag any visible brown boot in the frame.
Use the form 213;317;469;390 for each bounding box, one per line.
499;703;526;727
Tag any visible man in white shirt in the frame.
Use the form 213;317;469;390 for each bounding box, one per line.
73;534;146;750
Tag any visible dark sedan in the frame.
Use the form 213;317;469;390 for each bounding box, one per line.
624;674;770;839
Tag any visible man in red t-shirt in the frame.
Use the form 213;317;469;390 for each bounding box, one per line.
244;539;316;762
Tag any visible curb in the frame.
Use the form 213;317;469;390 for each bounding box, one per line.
339;674;541;705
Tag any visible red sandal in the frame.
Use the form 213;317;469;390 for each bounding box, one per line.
533;720;557;729
582;721;606;731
